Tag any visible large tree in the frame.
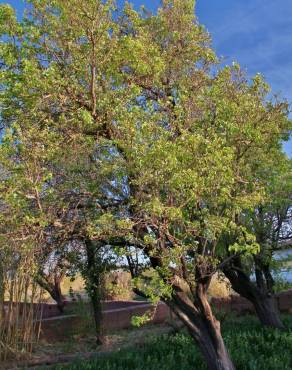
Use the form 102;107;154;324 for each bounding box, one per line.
0;1;290;369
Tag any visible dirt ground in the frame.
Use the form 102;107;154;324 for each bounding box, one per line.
1;323;176;370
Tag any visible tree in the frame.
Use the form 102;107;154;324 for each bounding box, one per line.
34;249;68;313
0;1;290;369
0;0;130;344
109;5;289;369
222;158;292;329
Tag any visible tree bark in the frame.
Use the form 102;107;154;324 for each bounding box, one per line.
85;240;104;345
252;293;283;329
168;278;236;370
223;266;284;330
0;258;5;329
89;284;103;345
35;273;65;314
51;276;65;314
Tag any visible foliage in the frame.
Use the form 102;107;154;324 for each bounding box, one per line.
208;273;231;298
104;271;134;301
131;310;153;327
220;156;292;311
0;0;291;366
273;277;292;293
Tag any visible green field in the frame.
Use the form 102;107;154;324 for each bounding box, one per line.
52;315;292;370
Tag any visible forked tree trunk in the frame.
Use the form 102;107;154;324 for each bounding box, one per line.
50;277;65;314
169;279;236;370
223;266;284;330
36;273;65;314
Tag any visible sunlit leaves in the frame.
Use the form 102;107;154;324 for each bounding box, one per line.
0;0;290;310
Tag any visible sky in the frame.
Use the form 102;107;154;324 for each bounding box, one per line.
1;0;292;156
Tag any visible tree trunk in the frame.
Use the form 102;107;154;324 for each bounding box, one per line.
223;266;284;330
252;294;284;329
89;285;103;345
51;277;65;314
0;258;5;329
140;237;235;369
35;273;65;314
85;240;104;345
175;308;235;370
169;278;236;370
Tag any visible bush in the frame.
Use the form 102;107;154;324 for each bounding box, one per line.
273;273;292;293
104;271;133;301
208;273;231;298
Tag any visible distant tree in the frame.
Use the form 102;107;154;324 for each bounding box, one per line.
34;248;68;313
222;159;292;329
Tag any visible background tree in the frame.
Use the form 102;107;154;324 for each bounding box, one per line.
34;245;69;313
222;158;292;329
0;0;124;344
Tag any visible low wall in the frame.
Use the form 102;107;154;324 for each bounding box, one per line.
102;301;170;330
38;300;153;319
40;301;171;341
3;300;152;320
211;289;292;314
5;290;292;342
3;302;61;320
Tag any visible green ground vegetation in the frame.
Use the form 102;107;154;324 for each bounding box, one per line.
52;315;292;370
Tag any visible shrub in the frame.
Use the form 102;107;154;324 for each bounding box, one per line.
104;271;133;301
208;273;231;298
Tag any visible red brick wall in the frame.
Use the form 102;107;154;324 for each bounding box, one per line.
6;290;292;342
102;302;170;330
40;301;171;341
3;300;153;320
3;302;60;320
41;290;292;342
211;289;292;314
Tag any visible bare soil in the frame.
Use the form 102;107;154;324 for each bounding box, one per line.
1;323;174;370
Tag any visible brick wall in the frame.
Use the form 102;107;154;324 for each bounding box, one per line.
40;301;171;341
5;290;292;342
40;291;292;341
102;301;171;330
211;289;292;314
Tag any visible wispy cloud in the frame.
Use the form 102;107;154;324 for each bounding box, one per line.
199;0;292;91
197;0;292;156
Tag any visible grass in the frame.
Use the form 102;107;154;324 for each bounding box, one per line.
51;315;292;370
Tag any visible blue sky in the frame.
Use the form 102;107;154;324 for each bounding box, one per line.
1;0;292;156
